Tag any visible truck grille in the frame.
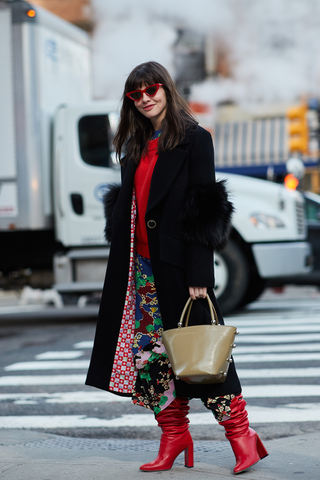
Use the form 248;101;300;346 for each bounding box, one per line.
295;201;305;235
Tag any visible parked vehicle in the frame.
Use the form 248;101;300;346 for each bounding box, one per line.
0;0;313;314
268;191;320;289
213;174;312;312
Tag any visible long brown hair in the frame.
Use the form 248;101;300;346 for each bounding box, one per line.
113;61;197;164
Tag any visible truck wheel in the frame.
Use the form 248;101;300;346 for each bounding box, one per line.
238;274;266;307
214;240;249;315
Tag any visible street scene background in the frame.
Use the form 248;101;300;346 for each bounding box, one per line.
1;0;320;478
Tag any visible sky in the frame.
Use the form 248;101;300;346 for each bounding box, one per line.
91;0;320;105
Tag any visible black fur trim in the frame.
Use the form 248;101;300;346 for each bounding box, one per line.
103;183;121;242
180;180;234;251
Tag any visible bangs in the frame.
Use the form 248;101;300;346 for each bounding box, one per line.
125;66;160;93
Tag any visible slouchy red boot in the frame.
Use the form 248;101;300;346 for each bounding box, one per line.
219;394;268;474
140;397;194;471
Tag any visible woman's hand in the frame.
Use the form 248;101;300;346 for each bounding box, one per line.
189;286;207;300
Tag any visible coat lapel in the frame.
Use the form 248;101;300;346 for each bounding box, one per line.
147;145;188;213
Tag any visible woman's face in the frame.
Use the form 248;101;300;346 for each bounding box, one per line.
134;84;167;130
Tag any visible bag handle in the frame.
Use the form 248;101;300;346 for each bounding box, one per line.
178;294;219;328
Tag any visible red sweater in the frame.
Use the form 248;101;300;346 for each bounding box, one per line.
134;137;159;258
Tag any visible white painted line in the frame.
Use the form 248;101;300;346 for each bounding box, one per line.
237;368;320;378
1;404;320;428
76;335;320;347
0;375;86;386
247;301;320;311
242;385;320;398
227;317;320;326
4;360;90;371
0;391;130;404
190;405;320;424
233;325;320;334
7;352;320;372
0;385;318;405
0;415;154;429
246;404;320;424
74;341;93;349
237;334;320;343
233;352;320;363
35;351;84;360
235;343;320;354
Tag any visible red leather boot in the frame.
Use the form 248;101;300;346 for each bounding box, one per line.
140;397;194;471
219;394;268;474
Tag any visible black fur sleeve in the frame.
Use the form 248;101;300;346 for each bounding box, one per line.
102;184;121;242
180;180;234;251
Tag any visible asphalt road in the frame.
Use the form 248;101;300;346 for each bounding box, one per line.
0;286;320;442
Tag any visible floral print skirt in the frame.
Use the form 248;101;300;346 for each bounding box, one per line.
131;252;235;421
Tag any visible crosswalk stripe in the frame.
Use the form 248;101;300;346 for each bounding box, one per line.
233;352;320;362
35;351;84;360
0;385;318;405
0;375;85;386
0;367;319;386
1;404;320;428
74;341;93;349
247;300;320;310
227;316;320;326
4;352;320;372
242;385;318;398
233;325;320;334
235;343;320;353
74;334;320;348
237;368;320;378
236;334;320;343
4;360;90;371
0;391;130;404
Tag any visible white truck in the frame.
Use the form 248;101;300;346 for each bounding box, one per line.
0;0;312;314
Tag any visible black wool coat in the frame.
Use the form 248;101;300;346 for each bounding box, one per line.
86;125;241;398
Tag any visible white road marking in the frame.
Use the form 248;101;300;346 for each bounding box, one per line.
4;360;90;371
238;368;320;378
233;352;320;363
227;316;320;326
0;385;318;405
235;343;320;354
0;375;86;386
74;341;93;349
242;385;319;398
5;351;320;372
35;351;84;360
74;334;320;350
236;334;320;343
1;403;320;428
232;325;320;334
74;334;320;348
246;404;320;423
0;391;130;404
1;368;320;387
247;300;320;310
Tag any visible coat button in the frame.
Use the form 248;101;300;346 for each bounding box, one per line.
147;219;157;229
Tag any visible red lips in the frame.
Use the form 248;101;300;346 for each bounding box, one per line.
143;104;155;111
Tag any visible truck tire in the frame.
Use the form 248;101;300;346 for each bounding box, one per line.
214;240;249;315
238;274;266;308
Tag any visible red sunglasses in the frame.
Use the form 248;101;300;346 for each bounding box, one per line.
126;83;163;101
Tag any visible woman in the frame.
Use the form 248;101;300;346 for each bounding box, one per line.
86;61;268;474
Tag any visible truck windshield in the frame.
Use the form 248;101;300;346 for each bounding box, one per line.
78;114;119;168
